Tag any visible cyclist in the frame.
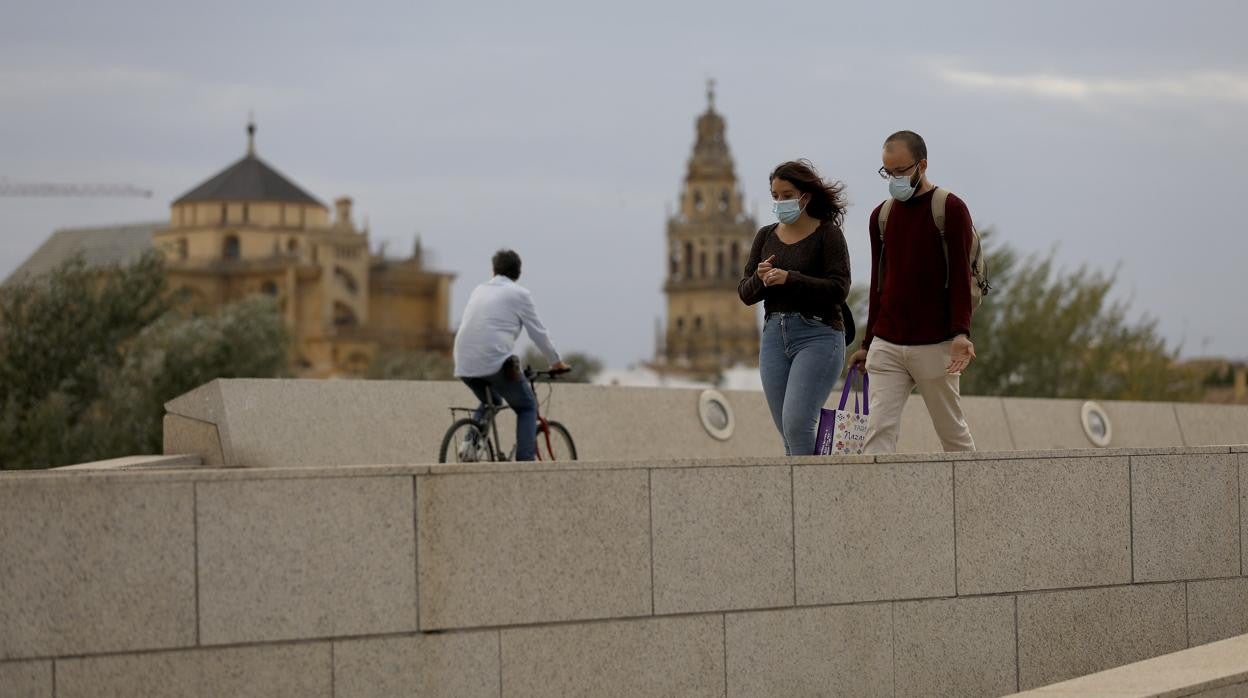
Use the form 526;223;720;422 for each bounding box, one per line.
452;249;570;461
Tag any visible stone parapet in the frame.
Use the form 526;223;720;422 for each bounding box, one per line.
161;378;1248;468
3;447;1247;695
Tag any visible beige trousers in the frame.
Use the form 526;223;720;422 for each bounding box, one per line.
863;338;976;454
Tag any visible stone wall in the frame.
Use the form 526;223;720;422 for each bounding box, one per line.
3;445;1247;696
162;379;1248;467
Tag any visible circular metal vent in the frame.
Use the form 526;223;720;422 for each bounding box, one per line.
1081;401;1113;448
698;390;735;441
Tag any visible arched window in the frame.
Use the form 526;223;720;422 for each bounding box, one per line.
261;281;278;296
699;251;707;279
694;316;703;331
693;190;704;212
716;250;725;278
683;242;693;279
223;235;240;260
288;239;299;254
333;302;359;327
676;317;685;331
719;190;730;212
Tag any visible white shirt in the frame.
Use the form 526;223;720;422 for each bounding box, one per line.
453;276;562;378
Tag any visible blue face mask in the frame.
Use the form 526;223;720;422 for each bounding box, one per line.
772;197;804;224
889;171;919;202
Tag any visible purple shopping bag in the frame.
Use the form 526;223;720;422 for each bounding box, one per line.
815;366;871;455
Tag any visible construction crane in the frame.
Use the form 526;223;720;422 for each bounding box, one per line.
0;177;152;198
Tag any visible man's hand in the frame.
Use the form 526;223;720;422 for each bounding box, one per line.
551;360;572;373
755;255;776;281
848;348;867;371
947;335;976;374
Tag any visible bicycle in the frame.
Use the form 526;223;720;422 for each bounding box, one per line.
438;366;578;463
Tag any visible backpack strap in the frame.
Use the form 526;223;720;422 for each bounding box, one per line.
931;188;951;289
877;199;894;241
931;188;949;234
875;199;893;292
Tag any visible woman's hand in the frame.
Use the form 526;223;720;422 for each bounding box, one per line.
755;254;776;281
762;268;789;286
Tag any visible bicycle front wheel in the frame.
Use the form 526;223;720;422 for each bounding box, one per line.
536;420;577;461
439;418;495;464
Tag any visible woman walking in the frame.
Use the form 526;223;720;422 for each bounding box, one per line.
738;160;852;455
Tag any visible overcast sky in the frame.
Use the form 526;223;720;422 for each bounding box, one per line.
3;0;1246;368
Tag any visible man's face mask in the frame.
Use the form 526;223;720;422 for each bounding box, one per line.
887;163;922;202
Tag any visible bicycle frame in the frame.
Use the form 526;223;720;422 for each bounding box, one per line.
448;369;564;462
535;416;555;462
448;395;507;461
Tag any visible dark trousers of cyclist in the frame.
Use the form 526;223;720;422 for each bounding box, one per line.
461;370;538;461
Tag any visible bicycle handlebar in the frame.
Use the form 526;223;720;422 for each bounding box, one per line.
525;365;573;380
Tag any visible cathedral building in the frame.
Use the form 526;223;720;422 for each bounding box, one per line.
9;121;454;378
654;83;761;380
152;122;454;376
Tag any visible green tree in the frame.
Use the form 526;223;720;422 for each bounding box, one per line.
0;252;169;417
90;297;290;457
848;230;1201;401
962;235;1200;400
0;254;290;469
522;349;604;383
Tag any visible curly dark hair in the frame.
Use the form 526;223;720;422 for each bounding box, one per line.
769;159;847;228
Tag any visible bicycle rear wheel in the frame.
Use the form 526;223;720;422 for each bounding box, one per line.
535;420;577;461
439;419;495;463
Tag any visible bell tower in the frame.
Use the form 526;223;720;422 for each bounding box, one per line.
656;81;760;379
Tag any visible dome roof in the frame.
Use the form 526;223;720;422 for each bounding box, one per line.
173;120;323;207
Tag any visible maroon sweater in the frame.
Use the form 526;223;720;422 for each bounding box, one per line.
864;188;974;348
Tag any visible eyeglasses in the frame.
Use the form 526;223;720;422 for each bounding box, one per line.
877;162;920;180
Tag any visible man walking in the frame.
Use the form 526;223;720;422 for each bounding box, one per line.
849;131;977;453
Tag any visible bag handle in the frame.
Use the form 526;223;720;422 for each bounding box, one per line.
838;367;870;415
838;366;857;410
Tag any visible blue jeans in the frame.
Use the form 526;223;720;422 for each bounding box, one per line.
759;313;846;456
461;369;538;461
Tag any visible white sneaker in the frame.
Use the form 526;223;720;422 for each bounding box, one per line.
457;431;479;462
